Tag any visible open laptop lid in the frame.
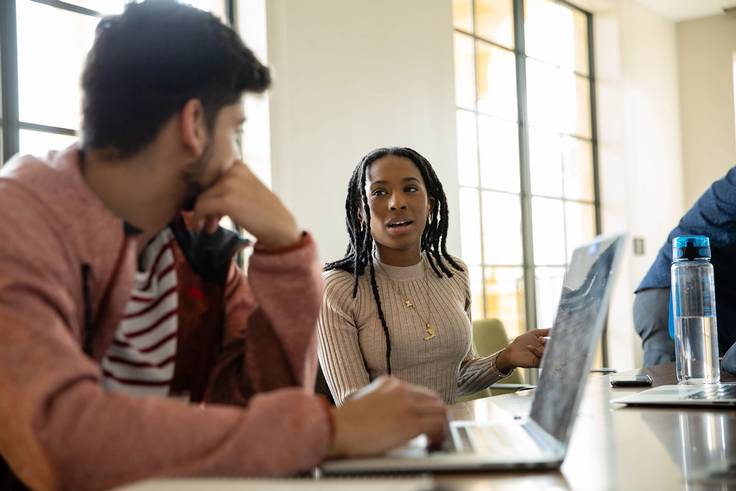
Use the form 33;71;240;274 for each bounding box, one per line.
529;234;624;447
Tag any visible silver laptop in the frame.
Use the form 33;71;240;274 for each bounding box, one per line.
613;382;736;407
322;234;625;474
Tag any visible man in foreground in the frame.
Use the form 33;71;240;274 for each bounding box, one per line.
0;2;446;489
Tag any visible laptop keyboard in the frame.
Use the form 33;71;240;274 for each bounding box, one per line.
686;384;736;400
454;424;541;455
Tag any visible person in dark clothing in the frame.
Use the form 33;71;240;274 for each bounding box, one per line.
635;166;736;367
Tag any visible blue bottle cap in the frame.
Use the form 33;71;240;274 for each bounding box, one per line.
672;236;711;260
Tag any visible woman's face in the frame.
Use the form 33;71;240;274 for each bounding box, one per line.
364;155;433;259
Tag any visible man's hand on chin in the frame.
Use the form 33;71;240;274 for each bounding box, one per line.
191;161;301;249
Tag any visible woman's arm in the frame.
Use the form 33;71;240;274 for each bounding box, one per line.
454;258;543;395
457;352;512;395
317;272;372;405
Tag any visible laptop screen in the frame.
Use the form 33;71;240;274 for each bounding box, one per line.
529;234;623;446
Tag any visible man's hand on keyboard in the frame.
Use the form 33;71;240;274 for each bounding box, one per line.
326;376;448;459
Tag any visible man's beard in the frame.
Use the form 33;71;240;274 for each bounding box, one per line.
181;141;214;211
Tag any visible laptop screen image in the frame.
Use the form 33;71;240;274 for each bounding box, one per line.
529;235;623;446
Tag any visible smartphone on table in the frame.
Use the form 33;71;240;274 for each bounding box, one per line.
609;372;653;387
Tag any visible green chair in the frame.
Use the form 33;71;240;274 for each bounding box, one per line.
458;318;526;402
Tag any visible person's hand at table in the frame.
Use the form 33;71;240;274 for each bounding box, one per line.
327;376;448;459
496;328;550;373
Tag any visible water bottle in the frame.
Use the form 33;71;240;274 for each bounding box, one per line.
671;236;720;384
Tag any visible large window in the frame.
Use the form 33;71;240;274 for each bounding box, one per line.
453;0;601;358
0;0;232;164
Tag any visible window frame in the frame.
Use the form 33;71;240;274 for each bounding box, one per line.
0;0;236;164
455;0;605;364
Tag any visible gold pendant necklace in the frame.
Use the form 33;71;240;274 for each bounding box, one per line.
378;258;436;341
423;323;436;341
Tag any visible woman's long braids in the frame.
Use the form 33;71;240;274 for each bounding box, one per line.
324;147;463;374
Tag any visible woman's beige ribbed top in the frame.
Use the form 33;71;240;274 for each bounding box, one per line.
317;255;510;405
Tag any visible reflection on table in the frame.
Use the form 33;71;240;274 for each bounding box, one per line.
120;364;736;490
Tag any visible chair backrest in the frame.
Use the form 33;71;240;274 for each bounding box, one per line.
472;318;509;356
472;318;524;385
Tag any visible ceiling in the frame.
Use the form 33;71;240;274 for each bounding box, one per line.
635;0;736;21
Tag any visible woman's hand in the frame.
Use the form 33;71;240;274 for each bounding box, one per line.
495;328;550;373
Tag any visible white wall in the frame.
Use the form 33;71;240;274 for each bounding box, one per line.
677;14;736;205
584;0;684;369
265;0;459;264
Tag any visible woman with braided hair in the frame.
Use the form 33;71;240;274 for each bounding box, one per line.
318;147;549;405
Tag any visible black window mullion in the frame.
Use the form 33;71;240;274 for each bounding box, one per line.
587;10;607;367
19;121;76;136
225;0;235;26
552;0;589;15
470;0;487;321
1;0;19;164
587;13;601;237
512;0;538;340
29;0;101;17
456;27;516;55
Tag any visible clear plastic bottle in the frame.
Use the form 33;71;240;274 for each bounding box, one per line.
671;236;720;384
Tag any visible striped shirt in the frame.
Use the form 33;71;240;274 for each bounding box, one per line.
102;228;178;397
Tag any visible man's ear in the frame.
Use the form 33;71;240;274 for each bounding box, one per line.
179;99;207;157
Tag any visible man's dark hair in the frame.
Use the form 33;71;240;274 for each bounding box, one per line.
81;0;270;157
324;147;462;373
